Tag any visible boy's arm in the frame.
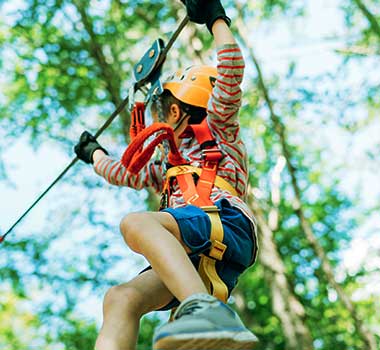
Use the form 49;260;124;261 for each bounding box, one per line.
207;19;245;143
75;133;164;192
183;0;245;142
212;18;236;46
93;153;164;192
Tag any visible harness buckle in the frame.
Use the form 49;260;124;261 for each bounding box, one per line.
201;149;223;162
202;160;218;172
209;240;227;261
201;205;220;213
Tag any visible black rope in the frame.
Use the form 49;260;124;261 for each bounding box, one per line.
0;16;189;244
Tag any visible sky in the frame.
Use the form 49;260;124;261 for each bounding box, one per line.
1;0;379;326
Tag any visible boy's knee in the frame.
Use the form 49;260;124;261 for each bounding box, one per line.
119;211;179;252
119;212;148;250
103;284;145;317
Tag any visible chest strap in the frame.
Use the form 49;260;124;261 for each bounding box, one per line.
166;165;238;198
164;119;226;206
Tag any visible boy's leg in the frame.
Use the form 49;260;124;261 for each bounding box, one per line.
95;269;174;350
120;211;209;301
119;210;258;350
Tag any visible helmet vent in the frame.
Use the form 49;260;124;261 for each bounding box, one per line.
191;76;196;81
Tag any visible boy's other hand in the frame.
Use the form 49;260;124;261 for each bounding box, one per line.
182;0;231;34
74;131;108;164
181;0;207;24
205;0;231;33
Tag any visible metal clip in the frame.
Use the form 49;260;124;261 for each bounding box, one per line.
128;84;136;111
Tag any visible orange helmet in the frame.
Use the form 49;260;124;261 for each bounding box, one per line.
163;66;217;109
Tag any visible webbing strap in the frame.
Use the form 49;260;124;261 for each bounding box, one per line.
166;165;238;197
176;173;210;206
198;255;228;302
198;208;228;302
195;162;217;201
163;120;230;303
168;119;223;206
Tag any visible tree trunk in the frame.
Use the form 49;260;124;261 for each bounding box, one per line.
250;191;314;350
235;18;378;350
72;0;131;140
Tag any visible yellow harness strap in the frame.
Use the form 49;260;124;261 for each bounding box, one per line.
164;166;234;303
163;119;236;305
165;165;238;197
198;206;229;302
168;206;229;321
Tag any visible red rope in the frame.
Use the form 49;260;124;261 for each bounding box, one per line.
121;122;187;174
129;102;146;140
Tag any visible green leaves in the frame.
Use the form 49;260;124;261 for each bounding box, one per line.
1;1;379;349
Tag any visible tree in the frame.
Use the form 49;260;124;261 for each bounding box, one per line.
1;1;379;349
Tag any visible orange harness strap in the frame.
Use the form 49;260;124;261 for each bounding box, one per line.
175;119;223;207
165;165;238;197
173;120;229;302
122;113;229;303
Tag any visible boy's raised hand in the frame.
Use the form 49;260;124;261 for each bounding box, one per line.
182;0;231;33
181;0;207;25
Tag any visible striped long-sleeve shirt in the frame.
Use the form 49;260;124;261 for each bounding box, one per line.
94;43;256;226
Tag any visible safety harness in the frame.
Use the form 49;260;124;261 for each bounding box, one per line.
122;103;238;302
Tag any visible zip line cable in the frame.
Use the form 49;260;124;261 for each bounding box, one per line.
0;16;189;244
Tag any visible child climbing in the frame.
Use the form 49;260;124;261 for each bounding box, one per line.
74;1;258;349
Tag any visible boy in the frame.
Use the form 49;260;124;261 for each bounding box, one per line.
75;1;258;349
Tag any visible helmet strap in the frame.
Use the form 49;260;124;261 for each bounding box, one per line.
173;112;190;132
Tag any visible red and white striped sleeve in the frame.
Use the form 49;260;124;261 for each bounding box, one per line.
207;43;245;142
93;155;164;193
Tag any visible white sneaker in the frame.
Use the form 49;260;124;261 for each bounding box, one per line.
153;293;258;350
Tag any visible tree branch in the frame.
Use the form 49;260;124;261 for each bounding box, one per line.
353;0;380;40
335;45;380;56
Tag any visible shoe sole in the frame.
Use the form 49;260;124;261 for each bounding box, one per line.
153;330;259;350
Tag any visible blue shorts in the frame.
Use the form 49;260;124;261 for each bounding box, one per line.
142;198;257;311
